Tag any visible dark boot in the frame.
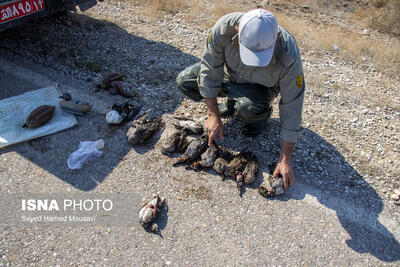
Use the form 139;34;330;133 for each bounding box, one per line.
241;121;269;137
241;107;272;137
218;98;235;117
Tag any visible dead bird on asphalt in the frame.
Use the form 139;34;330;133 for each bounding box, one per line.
139;194;166;233
172;116;204;134
161;129;189;155
23;105;56;128
243;159;259;185
199;143;219;168
110;81;139;98
111;102;142;123
58;92;92;116
227;152;250;194
234;158;259;196
258;173;284;197
126;113;164;145
190;143;219;171
213;157;230;175
213;148;235;175
98;72;124;89
173;134;208;166
213;151;258;195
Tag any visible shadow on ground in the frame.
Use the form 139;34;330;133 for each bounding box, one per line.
0;12;198;190
252;119;400;262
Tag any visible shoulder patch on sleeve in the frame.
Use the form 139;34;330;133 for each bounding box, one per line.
296;74;303;88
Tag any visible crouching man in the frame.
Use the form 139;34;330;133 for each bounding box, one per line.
176;9;305;190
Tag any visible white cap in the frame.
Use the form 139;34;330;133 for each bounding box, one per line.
238;9;278;67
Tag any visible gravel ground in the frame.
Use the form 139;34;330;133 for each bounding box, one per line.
0;0;399;265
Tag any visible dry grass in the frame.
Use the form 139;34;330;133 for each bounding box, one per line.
272;0;347;18
190;1;243;29
124;0;186;14
279;0;400;36
276;12;400;75
371;0;388;8
148;0;186;13
210;1;243;20
115;0;399;76
368;0;400;36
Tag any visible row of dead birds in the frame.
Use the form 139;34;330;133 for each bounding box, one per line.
126;113;258;194
132;114;286;233
97;72;138;98
126;113;283;196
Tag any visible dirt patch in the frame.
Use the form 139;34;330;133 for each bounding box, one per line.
183;186;213;201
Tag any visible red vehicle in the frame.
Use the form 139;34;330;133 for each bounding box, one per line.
0;0;102;31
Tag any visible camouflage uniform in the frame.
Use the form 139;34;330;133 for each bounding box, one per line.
176;12;305;143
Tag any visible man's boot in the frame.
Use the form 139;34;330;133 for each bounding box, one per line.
241;122;268;137
218;98;235;117
241;107;272;137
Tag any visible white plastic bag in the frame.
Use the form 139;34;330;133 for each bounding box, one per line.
67;139;105;170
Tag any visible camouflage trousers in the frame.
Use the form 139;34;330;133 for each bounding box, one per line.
176;63;279;123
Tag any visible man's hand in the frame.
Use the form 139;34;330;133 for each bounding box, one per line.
206;115;223;146
204;98;224;146
273;159;295;190
273;141;296;190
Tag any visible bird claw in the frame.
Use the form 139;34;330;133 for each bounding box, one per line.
191;161;202;171
173;155;189;167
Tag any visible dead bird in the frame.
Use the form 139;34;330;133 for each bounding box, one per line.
227;152;248;193
258;173;284;197
172;117;204;134
110;81;139;98
213;148;236;175
212;149;247;194
126;114;164;145
161;130;180;155
213;157;230;175
227;152;249;178
112;102;142;123
139;194;166;232
243;159;259;185
23;105;55;128
176;131;190;153
161;129;188;155
98;72;124;89
173;135;208;166
227;151;257;194
109;87;118;95
189;143;219;171
199;143;218;168
59;100;92;116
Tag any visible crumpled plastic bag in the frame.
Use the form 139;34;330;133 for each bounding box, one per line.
67;139;104;170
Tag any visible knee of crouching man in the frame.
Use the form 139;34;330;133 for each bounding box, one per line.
236;101;272;123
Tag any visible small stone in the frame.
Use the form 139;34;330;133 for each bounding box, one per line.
394;189;400;196
390;194;399;201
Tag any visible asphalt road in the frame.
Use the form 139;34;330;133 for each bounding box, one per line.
0;49;399;266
